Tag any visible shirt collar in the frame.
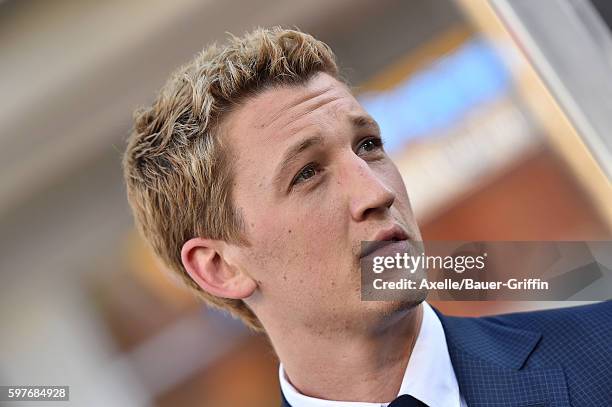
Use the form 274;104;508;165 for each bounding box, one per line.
279;301;462;407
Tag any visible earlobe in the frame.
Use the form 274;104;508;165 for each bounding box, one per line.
181;237;256;299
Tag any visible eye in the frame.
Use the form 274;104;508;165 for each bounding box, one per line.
291;163;321;187
357;136;384;155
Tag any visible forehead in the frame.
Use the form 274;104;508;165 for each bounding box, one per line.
223;73;366;146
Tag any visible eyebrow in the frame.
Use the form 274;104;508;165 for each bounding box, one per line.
272;115;381;190
273;135;325;189
351;115;381;134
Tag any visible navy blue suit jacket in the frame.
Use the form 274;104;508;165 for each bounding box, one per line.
280;301;612;407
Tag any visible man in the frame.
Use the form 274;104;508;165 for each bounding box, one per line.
123;27;611;406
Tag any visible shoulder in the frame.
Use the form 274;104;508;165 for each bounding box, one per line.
436;302;612;406
438;301;612;342
437;301;612;368
482;301;612;334
483;301;612;370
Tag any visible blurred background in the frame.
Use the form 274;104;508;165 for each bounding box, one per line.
1;0;611;405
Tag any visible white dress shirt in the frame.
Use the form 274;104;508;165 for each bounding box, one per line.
279;302;467;407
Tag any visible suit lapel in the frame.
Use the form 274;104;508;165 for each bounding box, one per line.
435;308;570;407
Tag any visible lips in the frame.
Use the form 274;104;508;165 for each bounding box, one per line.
360;225;410;259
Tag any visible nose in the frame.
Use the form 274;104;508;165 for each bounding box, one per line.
347;158;396;222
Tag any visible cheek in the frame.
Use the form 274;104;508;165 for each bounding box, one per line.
392;171;411;208
385;163;422;237
243;198;349;288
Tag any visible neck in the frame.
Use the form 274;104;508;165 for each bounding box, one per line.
271;303;424;403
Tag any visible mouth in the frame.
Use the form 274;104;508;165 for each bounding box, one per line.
359;225;410;259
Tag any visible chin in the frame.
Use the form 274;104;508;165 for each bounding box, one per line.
387;297;425;316
363;292;427;329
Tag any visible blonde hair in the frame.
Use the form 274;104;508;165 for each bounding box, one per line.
123;27;339;330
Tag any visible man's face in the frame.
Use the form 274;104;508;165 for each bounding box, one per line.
223;72;422;332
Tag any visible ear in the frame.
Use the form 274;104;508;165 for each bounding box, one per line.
181;237;256;299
